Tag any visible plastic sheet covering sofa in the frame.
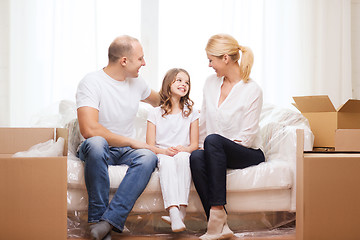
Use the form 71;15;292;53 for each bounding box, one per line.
65;102;314;237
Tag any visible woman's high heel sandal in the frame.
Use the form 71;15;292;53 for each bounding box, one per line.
200;208;229;240
220;223;234;239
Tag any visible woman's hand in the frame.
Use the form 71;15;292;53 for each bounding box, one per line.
234;140;242;144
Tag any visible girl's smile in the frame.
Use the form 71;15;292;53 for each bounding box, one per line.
171;72;190;97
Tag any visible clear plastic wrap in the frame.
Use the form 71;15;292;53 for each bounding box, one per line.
12;137;65;157
30;100;77;128
67;211;295;238
31;101;312;238
65;103;312;237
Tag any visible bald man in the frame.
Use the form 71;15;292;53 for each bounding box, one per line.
76;35;160;240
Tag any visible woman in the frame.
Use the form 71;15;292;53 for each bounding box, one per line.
190;34;265;240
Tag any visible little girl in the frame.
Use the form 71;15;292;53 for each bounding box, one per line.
146;68;199;232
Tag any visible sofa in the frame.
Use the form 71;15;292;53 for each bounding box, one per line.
65;102;314;236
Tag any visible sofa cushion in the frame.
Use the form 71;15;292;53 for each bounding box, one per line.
67;153;292;193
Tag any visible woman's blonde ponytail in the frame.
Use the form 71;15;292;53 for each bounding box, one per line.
238;45;254;83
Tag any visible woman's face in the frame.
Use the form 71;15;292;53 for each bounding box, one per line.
207;53;226;77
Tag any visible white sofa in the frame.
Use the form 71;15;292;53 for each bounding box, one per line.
66;103;313;235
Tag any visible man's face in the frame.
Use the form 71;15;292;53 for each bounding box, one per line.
126;41;146;78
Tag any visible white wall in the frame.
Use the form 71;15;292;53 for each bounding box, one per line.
0;0;10;126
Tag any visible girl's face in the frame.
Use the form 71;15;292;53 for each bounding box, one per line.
170;71;190;98
207;53;226;77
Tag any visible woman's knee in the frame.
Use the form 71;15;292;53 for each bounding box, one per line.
190;150;204;170
203;134;222;149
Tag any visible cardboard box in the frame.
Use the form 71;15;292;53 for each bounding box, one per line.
335;129;360;151
293;95;360;147
0;128;68;240
296;151;360;240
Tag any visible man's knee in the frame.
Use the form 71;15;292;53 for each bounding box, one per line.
82;136;108;151
79;136;109;161
135;149;158;169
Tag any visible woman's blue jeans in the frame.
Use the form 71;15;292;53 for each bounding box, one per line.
190;134;265;220
77;136;158;231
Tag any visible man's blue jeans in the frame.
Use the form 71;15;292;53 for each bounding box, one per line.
77;136;158;231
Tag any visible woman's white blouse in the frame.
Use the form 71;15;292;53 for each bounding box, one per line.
199;74;263;149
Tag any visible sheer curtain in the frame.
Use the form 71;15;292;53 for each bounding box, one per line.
298;0;352;107
9;0;141;126
8;0;355;126
158;0;353;109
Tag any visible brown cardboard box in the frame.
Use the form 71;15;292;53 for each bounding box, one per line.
335;129;360;151
293;95;360;147
0;128;68;240
297;152;360;240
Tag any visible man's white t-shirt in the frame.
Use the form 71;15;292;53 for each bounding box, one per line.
76;69;151;139
147;106;200;149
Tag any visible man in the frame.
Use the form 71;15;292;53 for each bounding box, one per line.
76;35;160;240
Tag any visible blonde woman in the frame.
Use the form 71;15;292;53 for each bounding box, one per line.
190;34;265;240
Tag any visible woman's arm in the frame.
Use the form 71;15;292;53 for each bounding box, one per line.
233;90;263;147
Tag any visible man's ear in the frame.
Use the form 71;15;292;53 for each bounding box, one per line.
119;57;127;66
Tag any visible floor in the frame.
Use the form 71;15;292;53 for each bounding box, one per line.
69;232;295;240
69;228;296;240
67;212;296;240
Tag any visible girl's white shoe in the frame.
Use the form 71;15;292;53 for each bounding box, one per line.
169;207;186;232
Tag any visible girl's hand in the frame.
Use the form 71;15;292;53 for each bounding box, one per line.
175;145;186;152
165;147;179;156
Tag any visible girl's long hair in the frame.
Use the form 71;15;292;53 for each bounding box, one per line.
159;68;194;118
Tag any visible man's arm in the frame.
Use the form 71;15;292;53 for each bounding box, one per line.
142;89;160;107
77;106;152;149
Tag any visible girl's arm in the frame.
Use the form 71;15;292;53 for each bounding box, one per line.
176;119;199;153
146;121;178;156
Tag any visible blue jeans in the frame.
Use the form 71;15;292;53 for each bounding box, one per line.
77;136;158;231
190;134;265;220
